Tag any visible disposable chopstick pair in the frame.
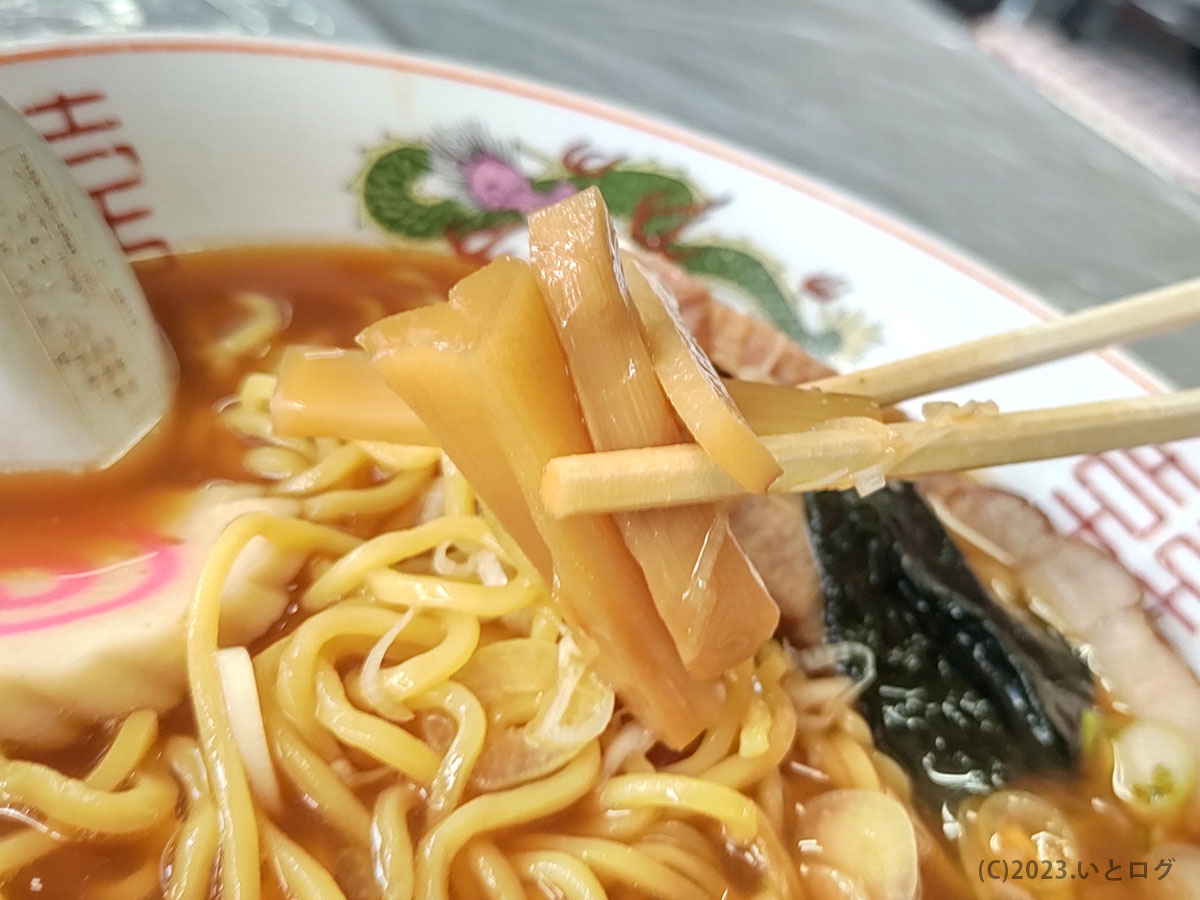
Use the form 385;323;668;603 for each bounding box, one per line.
542;276;1200;517
809;276;1200;404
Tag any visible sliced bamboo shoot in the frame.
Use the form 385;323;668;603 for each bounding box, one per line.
359;300;552;580
270;348;880;450
360;257;721;748
529;187;779;679
271;346;436;445
621;251;782;492
723;378;882;436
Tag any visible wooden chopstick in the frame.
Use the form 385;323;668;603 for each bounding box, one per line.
807;277;1200;404
541;387;1200;517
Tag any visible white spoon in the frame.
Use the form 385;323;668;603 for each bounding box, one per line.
0;96;173;473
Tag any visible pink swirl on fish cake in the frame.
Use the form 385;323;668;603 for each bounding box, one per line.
0;539;183;636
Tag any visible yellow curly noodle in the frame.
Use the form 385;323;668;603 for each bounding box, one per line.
373;785;417;900
0;357;927;900
187;511;361;900
0;710;159;879
463;840;527;900
0;745;174;838
164;738;221;900
204;293;287;377
218;370;927;900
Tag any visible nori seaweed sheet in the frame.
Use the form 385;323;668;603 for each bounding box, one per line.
804;483;1093;814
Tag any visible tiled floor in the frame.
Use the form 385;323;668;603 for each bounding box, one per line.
976;9;1200;193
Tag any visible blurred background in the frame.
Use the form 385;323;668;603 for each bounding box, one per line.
4;0;1200;381
947;0;1200;193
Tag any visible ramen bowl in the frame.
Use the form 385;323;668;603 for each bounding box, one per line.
1;35;1198;900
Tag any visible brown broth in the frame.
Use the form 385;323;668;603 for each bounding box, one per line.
0;245;1194;900
0;244;473;900
0;244;474;580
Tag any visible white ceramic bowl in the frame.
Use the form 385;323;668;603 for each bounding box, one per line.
1;35;1197;673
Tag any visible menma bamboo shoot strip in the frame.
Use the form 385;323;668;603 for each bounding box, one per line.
528;187;779;680
270;346;880;444
360;257;723;749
